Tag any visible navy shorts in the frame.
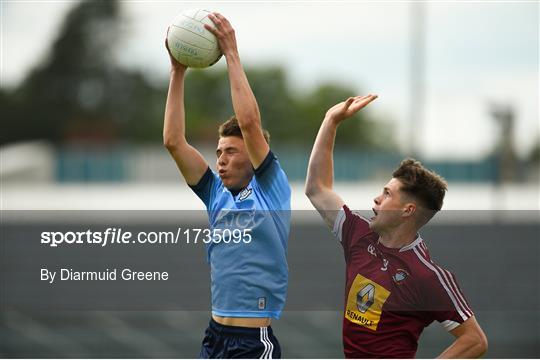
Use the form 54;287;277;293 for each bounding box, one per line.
199;318;281;359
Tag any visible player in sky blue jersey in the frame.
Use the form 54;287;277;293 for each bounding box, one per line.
163;12;290;359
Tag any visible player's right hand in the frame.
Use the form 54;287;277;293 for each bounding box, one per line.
325;95;378;124
204;13;238;58
165;27;187;72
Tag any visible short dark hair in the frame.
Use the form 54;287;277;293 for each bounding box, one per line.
218;116;270;144
392;158;447;213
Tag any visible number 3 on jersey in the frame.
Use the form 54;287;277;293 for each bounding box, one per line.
345;274;391;331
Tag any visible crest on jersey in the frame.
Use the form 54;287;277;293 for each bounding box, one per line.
392;269;409;284
238;188;252;201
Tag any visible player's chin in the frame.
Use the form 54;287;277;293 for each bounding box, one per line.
368;218;381;232
221;179;232;188
222;179;238;191
219;174;229;183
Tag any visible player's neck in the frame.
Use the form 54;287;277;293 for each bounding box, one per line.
228;176;252;196
377;224;418;249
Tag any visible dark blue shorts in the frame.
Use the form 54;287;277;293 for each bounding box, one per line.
199;318;281;359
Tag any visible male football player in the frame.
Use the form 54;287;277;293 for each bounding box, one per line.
164;13;289;358
305;95;488;358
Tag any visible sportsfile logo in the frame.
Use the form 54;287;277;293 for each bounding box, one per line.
40;227;253;247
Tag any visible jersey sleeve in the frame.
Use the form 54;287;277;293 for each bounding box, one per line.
253;150;291;208
188;167;222;209
332;205;372;256
422;268;474;331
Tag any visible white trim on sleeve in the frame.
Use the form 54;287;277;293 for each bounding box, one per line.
440;319;461;331
332;208;346;242
413;247;471;321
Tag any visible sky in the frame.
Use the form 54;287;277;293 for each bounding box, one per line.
1;1;538;160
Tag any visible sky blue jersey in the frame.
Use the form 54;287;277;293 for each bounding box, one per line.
189;151;291;319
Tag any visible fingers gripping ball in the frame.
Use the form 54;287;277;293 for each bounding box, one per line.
167;9;223;68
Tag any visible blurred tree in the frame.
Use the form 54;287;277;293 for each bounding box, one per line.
182;68;232;142
181;67;395;150
3;0;123;144
295;83;393;149
1;0;395;152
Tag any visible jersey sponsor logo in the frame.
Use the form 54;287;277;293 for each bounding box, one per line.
238;188;252;201
346;274;391;331
392;269;409;284
214;209;263;229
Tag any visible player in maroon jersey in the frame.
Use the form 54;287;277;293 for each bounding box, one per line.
304;95;488;358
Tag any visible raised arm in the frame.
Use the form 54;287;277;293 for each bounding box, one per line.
437;316;488;358
305;95;378;228
205;13;269;169
163;37;209;185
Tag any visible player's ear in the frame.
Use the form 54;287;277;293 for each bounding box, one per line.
402;203;416;218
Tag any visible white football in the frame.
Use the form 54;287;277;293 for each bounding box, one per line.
167;9;223;68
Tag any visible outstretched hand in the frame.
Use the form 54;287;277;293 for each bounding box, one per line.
204;12;238;57
325;95;378;124
165;27;187;71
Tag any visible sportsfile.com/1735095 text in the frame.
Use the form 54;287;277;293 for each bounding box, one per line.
40;228;253;247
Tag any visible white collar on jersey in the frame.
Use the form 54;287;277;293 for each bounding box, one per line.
399;234;423;252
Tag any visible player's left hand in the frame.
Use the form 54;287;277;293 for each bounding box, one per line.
325;95;378;124
204;13;238;57
165;27;187;72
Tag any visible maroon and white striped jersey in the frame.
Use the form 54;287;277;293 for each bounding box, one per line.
333;205;473;358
